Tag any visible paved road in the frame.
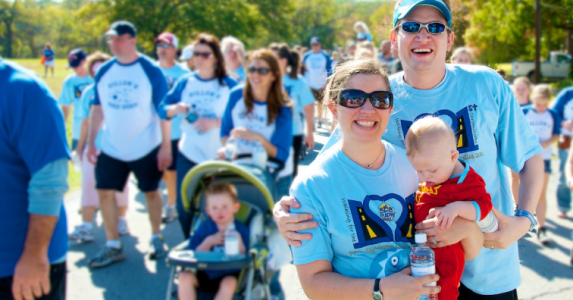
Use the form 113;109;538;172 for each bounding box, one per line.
65;115;573;299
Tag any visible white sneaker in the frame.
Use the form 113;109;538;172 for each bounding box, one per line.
69;225;94;242
118;218;129;236
162;206;178;223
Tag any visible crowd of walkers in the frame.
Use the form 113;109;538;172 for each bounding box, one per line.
2;0;573;300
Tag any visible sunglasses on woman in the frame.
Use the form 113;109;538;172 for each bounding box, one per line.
338;89;393;109
247;67;271;75
396;21;450;35
193;52;213;58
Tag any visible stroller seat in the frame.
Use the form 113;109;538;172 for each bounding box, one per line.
166;161;276;300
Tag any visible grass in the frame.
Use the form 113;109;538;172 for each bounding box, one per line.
8;58;82;192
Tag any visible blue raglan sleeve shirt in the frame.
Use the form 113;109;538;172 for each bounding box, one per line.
271;106;293;163
158;74;191;120
220;88;244;138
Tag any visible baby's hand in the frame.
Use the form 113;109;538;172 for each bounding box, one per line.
434;204;460;229
206;231;225;247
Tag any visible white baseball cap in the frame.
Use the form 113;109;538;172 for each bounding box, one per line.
180;45;193;60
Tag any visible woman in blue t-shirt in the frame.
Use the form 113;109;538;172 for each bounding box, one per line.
218;49;293;171
281;59;483;299
158;33;238;237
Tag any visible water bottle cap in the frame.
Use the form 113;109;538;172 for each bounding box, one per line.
227;222;235;230
415;233;427;243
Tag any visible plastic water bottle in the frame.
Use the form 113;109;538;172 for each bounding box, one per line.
410;233;438;300
71;151;81;172
477;211;499;233
225;222;240;258
225;137;238;160
186;104;199;124
252;141;268;169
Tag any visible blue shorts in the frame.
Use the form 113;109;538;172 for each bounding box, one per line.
544;160;551;173
95;146;163;192
167;139;179;171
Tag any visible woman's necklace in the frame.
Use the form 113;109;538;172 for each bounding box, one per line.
366;145;384;169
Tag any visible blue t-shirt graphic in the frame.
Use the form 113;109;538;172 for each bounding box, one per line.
0;58;69;277
291;141;418;279
188;218;250;279
158;63;190;140
58;74;94;140
93;55;169;161
323;64;543;294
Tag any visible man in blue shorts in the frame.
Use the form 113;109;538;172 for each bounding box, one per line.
0;59;69;300
85;21;172;268
59;48;94;151
154;31;190;223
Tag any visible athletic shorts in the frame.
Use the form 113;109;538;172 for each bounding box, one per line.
44;60;55;67
167;139;179;171
196;271;240;293
458;283;518;300
544;160;551;174
0;262;66;300
95;146;163;192
311;88;322;103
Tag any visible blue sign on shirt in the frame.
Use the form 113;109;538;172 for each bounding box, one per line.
0;59;69;277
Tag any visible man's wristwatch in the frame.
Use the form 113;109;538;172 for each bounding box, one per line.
373;278;383;300
515;209;538;232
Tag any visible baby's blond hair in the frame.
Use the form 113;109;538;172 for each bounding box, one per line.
405;116;457;158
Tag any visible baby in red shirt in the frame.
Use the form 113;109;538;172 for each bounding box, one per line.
405;116;496;300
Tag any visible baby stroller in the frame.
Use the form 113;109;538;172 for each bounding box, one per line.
166;160;277;300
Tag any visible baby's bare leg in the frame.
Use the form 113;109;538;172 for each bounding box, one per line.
178;271;198;300
214;275;237;300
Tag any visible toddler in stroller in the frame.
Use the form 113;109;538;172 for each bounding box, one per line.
167;160;283;300
178;182;250;300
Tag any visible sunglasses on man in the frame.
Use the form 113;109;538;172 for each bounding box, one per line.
395;21;450;35
156;43;173;49
338;89;393;110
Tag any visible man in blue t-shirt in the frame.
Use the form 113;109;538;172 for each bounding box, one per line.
85;21;171;268
154;32;191;224
58;48;94;150
274;1;544;299
0;59;69;300
302;37;332;128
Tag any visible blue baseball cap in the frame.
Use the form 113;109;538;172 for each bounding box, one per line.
67;48;87;68
105;20;137;37
393;0;452;28
310;37;321;44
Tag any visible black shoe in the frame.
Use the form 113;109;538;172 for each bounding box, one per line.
537;227;552;246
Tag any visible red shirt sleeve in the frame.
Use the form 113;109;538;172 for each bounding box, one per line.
451;168;492;221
